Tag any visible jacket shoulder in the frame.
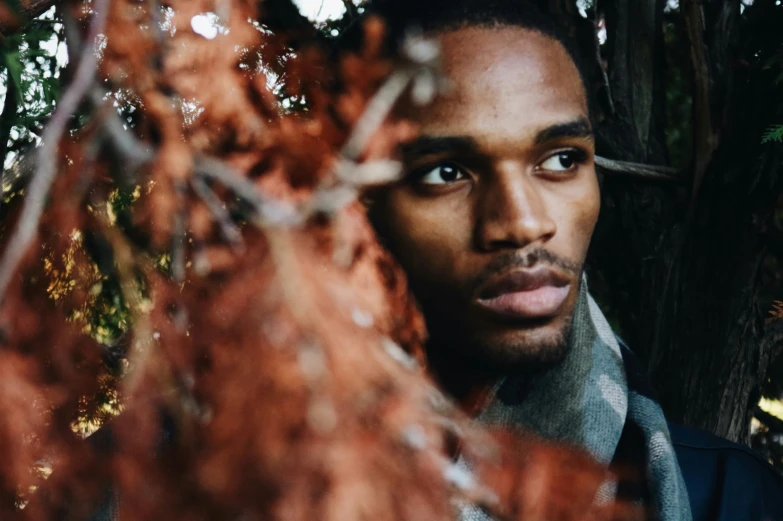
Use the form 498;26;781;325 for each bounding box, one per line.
669;423;783;521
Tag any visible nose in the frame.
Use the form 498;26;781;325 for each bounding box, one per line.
474;161;557;252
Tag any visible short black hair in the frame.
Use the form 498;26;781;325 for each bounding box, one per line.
346;0;590;99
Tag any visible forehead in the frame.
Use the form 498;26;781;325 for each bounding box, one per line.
413;26;588;143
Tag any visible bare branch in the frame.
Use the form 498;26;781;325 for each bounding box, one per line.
191;177;244;248
339;35;441;164
335;159;403;186
259;0;324;47
341;0;359;21
594;155;681;181
0;0;60;38
171;180;187;284
0;0;109;304
90;90;302;229
90;89;154;168
194;156;301;226
340;70;417;163
754;406;783;434
2;32;439;276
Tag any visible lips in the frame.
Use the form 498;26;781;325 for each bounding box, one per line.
474;267;571;320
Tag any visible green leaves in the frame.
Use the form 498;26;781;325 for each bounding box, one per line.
760;47;783;145
0;9;63;167
3;49;24;105
762;125;783;144
763;47;783;86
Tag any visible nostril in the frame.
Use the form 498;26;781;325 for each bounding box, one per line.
475;212;557;252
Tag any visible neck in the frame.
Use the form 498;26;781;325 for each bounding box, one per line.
424;346;500;417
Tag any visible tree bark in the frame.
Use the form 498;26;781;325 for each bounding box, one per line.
590;0;783;443
0;59;19;168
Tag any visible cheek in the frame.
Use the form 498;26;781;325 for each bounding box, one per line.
572;176;601;260
581;176;601;236
546;175;600;260
375;192;471;285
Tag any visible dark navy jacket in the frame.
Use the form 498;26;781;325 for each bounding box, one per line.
618;338;783;521
671;423;783;521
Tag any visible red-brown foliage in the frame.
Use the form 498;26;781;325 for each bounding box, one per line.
0;1;642;520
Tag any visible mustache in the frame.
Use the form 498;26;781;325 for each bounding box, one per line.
470;248;581;291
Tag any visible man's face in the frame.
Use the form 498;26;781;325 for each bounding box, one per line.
370;26;600;372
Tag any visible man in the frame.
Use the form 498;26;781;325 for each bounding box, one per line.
351;1;783;520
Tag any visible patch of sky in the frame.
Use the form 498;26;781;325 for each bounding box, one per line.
293;0;349;23
191;12;229;40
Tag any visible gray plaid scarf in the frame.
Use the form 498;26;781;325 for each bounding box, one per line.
460;279;692;521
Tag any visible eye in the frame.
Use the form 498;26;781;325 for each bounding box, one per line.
415;164;468;185
538;150;586;172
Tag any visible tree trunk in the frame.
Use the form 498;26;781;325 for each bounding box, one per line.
589;0;783;443
0;57;19;168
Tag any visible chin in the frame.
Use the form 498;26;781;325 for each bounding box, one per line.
462;314;574;374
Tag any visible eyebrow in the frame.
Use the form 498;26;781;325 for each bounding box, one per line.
398;135;481;159
398;117;594;159
534;118;594;145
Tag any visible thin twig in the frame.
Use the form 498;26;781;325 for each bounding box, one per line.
147;0;166;47
338;33;440;165
62;5;83;65
191;176;244;248
755;406;783;434
90;89;154;169
194;155;301;226
318;34;441;221
595;155;681;182
0;0;110;304
315;67;413;216
171;180;187;283
90;90;301;227
73;130;105;201
340;69;416;163
96;218;156;398
341;0;359;21
592;2;615;115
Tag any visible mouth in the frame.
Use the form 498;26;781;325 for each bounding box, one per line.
473;267;572;321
